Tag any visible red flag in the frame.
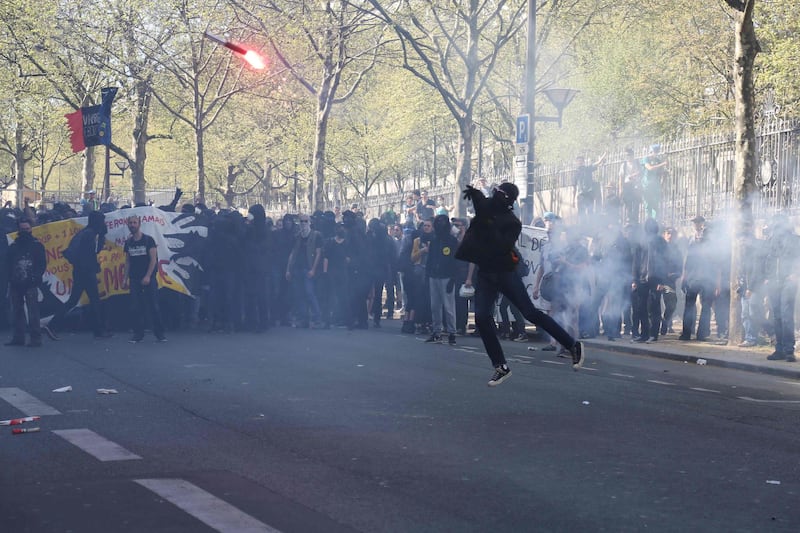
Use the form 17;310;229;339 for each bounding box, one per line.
65;109;85;153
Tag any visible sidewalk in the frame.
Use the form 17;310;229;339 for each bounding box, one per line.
580;334;800;380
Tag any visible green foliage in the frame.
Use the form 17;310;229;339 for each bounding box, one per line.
1;0;800;205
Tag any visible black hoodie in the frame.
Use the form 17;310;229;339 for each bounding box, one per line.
455;186;521;272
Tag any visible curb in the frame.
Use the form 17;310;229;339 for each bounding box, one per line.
583;339;800;380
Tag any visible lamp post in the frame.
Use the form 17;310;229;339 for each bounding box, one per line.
521;1;577;223
108;159;129;201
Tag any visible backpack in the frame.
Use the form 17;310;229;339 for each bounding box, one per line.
62;230;85;265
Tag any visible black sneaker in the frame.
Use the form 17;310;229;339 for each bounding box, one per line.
424;334;442;343
488;365;512;387
448;334;456;345
767;351;785;361
571;341;585;370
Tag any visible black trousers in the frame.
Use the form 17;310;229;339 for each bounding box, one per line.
475;270;575;368
769;281;796;355
51;268;102;335
10;286;40;342
130;279;165;339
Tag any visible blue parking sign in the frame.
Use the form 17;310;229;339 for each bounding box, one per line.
516;115;530;145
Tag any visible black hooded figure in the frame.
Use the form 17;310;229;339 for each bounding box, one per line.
343;210;370;329
206;212;242;333
50;210;110;337
366;218;394;328
457;182;584;386
272;214;297;326
630;217;668;343
244;204;272;332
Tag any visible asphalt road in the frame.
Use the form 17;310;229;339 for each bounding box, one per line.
1;322;799;532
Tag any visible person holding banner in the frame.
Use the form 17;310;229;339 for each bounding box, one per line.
456;183;585;386
124;214;166;343
49;211;111;339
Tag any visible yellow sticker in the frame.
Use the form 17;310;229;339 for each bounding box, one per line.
443;246;451;256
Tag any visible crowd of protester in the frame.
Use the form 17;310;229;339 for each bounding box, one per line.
2;174;799;364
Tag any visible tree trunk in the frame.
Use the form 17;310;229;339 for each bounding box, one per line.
130;79;152;205
453;115;474;218
14;124;26;208
82;146;96;194
195;123;206;205
311;91;332;213
728;0;759;346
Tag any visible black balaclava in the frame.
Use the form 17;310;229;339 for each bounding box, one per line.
88;211;107;236
433;214;451;239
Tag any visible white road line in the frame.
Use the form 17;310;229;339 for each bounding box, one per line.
542;360;566;365
647;380;675;386
738;396;800;404
0;387;61;416
690;387;721;394
610;373;635;378
135;479;281;533
53;429;141;461
780;381;800;387
507;358;532;364
579;367;598;372
452;348;478;354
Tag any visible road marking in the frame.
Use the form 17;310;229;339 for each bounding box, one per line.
647;380;675;386
738;396;800;404
452;348;477;354
53;429;141;461
542;360;566;365
779;381;800;387
579;367;598;372
610;373;635;378
690;387;721;393
507;358;531;364
135;479;281;533
0;387;61;416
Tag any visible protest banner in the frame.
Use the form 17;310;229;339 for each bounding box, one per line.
7;207;208;318
518;225;549;310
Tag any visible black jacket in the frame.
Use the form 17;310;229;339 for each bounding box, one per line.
455;187;521;272
7;234;46;289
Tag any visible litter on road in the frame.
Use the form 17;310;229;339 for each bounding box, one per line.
12;427;40;435
0;416;41;426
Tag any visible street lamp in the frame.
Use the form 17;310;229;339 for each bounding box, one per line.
521;0;577;223
108;159;130;201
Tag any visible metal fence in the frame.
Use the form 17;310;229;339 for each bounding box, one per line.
530;116;800;227
28;117;800;224
348;116;800;227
